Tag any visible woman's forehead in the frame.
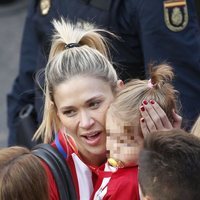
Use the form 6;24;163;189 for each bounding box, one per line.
54;76;114;108
55;76;112;94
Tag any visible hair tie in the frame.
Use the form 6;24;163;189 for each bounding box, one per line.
148;79;154;88
64;43;80;49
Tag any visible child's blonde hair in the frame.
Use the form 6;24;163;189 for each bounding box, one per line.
108;64;179;128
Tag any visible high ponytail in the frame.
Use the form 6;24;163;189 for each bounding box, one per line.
149;64;179;121
150;64;174;89
49;18;114;60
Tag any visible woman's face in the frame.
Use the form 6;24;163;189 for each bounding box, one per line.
54;76;115;165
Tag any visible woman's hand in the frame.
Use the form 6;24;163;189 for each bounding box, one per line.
139;100;182;137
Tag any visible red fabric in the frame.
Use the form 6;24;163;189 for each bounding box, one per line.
92;164;140;200
47;132;80;199
43;131;98;200
51;132;80;199
41;161;59;200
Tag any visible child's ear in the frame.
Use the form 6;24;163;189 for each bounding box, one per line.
117;80;124;90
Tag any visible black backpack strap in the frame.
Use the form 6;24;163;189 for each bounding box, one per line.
32;144;77;200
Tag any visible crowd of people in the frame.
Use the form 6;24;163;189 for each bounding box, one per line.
1;0;200;199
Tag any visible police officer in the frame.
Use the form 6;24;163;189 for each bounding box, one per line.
7;0;200;147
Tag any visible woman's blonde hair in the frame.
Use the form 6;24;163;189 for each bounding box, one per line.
0;147;48;200
34;18;119;143
108;64;179;128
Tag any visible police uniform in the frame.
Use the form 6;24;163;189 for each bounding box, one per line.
7;0;200;147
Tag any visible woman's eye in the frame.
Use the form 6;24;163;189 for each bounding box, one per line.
89;101;101;109
63;110;76;117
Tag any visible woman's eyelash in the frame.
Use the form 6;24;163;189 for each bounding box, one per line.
89;101;102;108
63;110;76;116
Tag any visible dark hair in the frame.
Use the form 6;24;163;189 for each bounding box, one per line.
139;129;200;200
0;146;49;200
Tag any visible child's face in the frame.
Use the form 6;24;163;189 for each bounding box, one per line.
106;112;143;167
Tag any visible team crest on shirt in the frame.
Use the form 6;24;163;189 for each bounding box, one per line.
163;0;188;32
40;0;51;15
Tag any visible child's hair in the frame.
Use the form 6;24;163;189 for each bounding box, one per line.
139;129;200;200
0;146;49;200
191;115;200;137
34;18;119;143
107;64;179;127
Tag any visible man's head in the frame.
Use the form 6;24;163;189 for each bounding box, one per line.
139;129;200;200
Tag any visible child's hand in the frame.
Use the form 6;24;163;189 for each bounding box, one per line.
139;100;182;137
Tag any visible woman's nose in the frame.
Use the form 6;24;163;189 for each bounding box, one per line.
79;110;95;129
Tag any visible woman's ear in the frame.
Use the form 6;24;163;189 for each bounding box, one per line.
50;101;60;120
117;80;124;90
56;109;61;121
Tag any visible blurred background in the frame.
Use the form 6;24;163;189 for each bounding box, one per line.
0;0;28;146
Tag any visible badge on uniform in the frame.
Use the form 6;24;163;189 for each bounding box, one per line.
40;0;51;15
163;0;188;32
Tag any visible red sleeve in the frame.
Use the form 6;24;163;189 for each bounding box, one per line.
41;161;59;200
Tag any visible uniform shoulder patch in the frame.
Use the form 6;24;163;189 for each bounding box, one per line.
40;0;51;15
163;0;188;32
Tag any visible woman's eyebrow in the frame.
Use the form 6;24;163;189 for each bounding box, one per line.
60;105;74;111
85;95;104;104
60;95;104;110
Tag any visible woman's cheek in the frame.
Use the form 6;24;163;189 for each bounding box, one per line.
99;104;111;126
61;117;77;134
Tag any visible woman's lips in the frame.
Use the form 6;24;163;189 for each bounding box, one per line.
81;131;102;146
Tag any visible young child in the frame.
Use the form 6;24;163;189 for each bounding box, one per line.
0;146;49;200
91;64;180;199
139;129;200;200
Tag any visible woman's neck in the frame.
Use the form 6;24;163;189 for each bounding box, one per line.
80;152;107;167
